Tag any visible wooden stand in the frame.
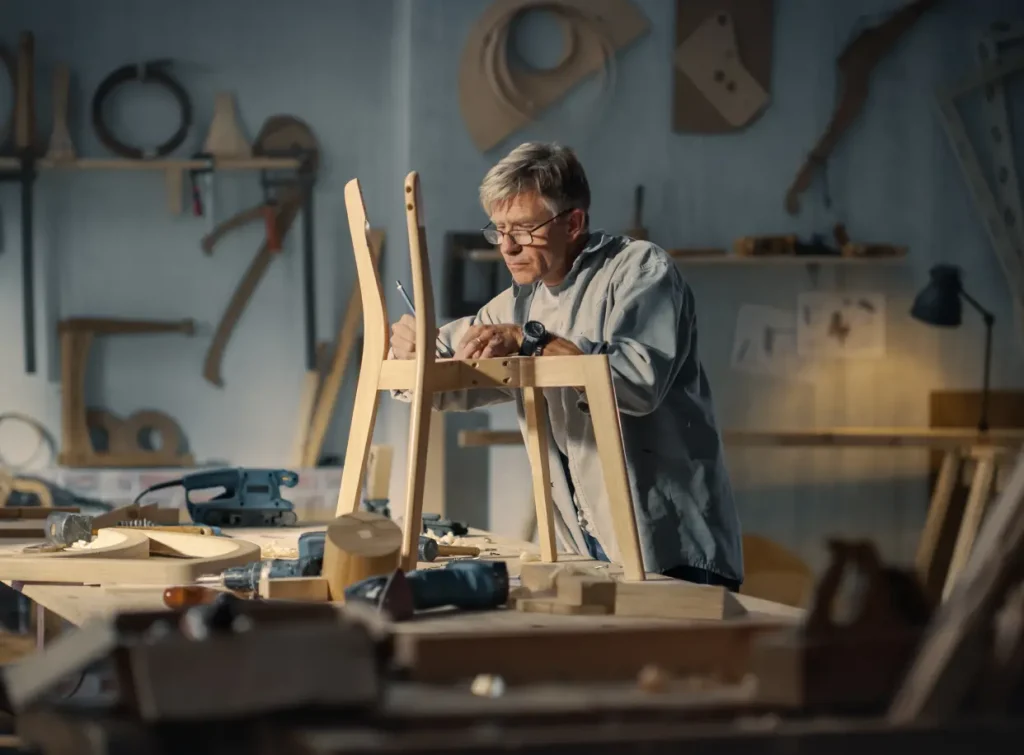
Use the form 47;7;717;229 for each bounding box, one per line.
333;173;646;581
58;318;196;468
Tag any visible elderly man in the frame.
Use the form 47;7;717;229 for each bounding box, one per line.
390;142;743;590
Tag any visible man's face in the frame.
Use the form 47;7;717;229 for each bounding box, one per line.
488;192;586;286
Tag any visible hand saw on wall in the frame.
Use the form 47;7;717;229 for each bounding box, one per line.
201;116;320;387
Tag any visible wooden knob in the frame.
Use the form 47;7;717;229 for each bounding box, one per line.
321;512;402;601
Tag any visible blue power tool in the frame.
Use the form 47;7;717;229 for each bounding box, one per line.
134;467;299;527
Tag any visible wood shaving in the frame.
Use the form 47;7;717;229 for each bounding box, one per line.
520;551;540;562
470;673;505;698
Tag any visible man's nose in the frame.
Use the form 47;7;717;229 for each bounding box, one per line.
500;235;522;254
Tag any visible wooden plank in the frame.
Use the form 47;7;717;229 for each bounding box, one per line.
393;620;787;684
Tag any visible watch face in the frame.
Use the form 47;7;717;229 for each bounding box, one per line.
524;321;546;339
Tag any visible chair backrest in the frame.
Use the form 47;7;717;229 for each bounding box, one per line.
402;171;439;367
343;172;441;366
343;178;390;365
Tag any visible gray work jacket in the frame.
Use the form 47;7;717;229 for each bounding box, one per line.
393;231;744;581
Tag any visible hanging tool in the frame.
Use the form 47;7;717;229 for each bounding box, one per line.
344;560;509;621
196;529;325;592
784;0;941;214
134;467;299;527
91;59;192;159
13;32;37;373
201;115;319;387
625;185;648;240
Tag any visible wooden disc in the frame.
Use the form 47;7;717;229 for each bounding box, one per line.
321;512;402;601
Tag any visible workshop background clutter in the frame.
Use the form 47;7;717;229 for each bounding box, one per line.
0;0;1022;578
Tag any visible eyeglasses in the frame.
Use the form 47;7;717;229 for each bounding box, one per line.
482;208;572;247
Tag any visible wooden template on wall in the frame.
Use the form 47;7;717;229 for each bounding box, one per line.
672;0;775;134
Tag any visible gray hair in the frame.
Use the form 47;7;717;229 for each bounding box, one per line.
479;142;591;218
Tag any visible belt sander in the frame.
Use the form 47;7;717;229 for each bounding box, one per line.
135;467;299;527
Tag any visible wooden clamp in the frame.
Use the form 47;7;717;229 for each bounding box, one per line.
57;318;196;468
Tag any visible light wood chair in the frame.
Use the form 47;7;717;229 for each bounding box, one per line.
333;172;646;580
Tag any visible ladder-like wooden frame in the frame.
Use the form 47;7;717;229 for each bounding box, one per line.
333;172;646;581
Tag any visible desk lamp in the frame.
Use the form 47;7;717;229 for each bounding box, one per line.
910;264;994;432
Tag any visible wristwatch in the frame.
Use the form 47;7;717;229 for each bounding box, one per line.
519;320;550;356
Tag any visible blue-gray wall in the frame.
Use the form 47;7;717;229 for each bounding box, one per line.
3;0;1023;572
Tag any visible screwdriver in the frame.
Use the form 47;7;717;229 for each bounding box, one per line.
163;584;223;609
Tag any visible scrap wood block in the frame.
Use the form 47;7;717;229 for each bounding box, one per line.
614;580;747;621
259;575;330;602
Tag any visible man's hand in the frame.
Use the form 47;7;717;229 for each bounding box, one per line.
391;314;445;360
455;324;522;359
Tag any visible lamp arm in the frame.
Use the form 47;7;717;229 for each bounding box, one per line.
959;287;995;324
960;287;994;433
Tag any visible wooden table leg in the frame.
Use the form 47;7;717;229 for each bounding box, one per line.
915;448;962;596
942;448;998;600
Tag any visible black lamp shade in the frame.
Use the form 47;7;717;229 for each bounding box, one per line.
910;264;963;327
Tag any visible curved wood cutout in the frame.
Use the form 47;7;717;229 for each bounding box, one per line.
0;530;260;585
0;528;151;559
459;0;649;151
672;0;774;134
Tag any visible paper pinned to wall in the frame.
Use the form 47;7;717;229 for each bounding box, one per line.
796;292;886;359
731;304;812;382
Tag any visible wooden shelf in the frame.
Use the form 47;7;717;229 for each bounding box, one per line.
465;249;907;265
459;427;1024;450
0;156;300;171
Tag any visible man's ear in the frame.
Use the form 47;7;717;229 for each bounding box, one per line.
568;208;588;240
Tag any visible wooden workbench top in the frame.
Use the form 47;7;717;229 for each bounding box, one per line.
4;524;803;631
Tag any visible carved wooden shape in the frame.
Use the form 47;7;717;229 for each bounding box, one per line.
333;173;646;581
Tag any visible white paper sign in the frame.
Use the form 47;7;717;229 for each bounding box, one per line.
731;304;812;382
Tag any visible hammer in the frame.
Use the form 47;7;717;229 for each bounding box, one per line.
43;511;215;548
417;536;480;562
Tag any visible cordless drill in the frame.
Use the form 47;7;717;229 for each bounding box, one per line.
196;530;325;592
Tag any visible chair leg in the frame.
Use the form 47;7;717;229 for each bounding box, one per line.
523;387;557;562
401;390;434;572
583;357;645;581
333;364;383;517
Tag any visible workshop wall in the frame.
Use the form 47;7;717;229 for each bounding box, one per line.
0;0;403;468
3;0;1024;574
388;0;1024;572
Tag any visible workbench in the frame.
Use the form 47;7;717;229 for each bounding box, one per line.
1;523;802;687
4;525;800;624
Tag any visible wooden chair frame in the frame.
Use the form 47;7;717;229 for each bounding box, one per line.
333;172;645;581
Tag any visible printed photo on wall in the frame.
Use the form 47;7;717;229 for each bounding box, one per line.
796;292;886;359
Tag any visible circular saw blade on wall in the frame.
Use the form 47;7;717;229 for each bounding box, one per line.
459;0;650;152
673;0;775;133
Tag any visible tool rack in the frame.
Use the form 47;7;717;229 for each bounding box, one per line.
0;149;320;376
